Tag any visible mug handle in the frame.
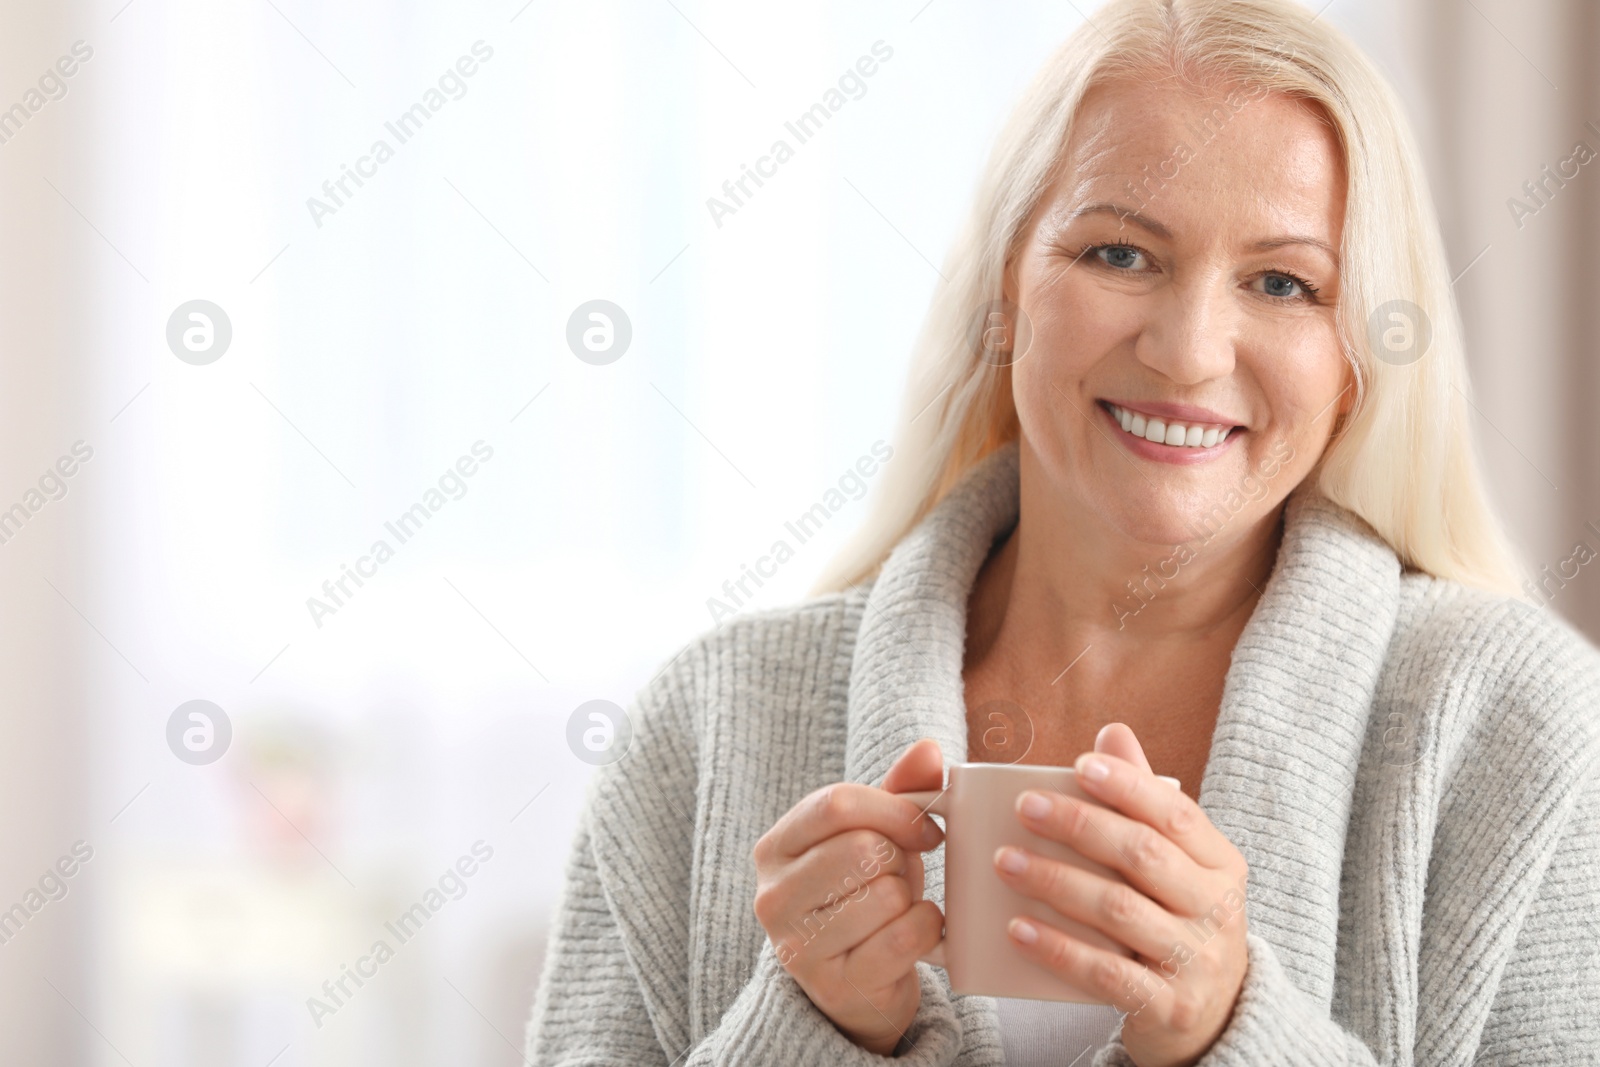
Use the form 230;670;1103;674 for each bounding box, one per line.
893;789;949;968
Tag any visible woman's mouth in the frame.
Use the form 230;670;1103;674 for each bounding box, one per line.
1097;400;1244;462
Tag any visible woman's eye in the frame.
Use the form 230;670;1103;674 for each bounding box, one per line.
1255;273;1306;299
1083;248;1317;300
1095;245;1146;270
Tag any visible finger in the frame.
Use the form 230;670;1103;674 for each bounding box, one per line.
883;740;945;905
1093;722;1152;772
1014;786;1203;916
1071;752;1237;870
765;782;943;861
883;737;946;795
992;846;1183;962
780;829;912;908
777;873;918;967
906;846;925;903
1006;915;1159;1014
843;898;944;983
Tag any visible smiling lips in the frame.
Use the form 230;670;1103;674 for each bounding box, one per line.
1103;401;1240;450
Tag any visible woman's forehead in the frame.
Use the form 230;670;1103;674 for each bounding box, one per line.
1042;79;1346;246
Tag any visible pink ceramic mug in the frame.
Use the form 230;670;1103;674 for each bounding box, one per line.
896;761;1181;1003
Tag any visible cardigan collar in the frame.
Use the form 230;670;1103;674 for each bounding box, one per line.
845;437;1401;1016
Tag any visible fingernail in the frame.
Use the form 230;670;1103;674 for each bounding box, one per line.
995;847;1028;875
1008;918;1039;945
1018;791;1051;819
1078;755;1110;782
920;819;942;845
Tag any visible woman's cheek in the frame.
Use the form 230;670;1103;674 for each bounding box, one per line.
1009;362;1064;452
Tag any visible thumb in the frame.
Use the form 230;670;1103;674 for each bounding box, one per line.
883;738;946;795
1094;722;1153;773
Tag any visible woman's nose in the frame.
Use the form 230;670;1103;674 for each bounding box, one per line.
1134;280;1238;385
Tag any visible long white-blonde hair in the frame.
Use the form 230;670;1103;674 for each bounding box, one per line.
812;0;1525;597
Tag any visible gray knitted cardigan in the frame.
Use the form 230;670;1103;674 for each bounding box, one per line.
525;440;1600;1066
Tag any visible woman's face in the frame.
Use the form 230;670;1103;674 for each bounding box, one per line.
1005;78;1352;549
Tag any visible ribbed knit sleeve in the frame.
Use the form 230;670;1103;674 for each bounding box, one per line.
522;802;666;1065
1088;595;1600;1067
1084;930;1380;1067
524;635;967;1066
1474;763;1600;1062
680;947;964;1065
522;639;700;1065
1094;763;1600;1067
524;789;969;1067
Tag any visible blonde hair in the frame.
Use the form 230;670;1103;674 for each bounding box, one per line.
812;0;1525;597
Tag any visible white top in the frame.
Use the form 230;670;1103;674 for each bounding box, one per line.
995;997;1123;1065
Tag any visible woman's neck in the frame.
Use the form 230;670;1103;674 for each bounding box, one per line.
965;449;1285;677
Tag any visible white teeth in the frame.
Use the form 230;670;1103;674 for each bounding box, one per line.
1106;403;1237;449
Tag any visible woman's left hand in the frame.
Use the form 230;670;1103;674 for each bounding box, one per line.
992;724;1250;1067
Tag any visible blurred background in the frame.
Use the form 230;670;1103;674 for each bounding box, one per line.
0;0;1594;1063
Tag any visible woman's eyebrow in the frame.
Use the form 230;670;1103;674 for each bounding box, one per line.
1069;202;1171;238
1069;202;1339;265
1248;234;1340;265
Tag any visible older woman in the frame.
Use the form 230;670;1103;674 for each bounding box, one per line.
525;0;1600;1064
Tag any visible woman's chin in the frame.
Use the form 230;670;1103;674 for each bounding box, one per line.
1094;498;1259;552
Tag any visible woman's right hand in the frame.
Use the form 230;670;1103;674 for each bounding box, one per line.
752;738;949;1056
